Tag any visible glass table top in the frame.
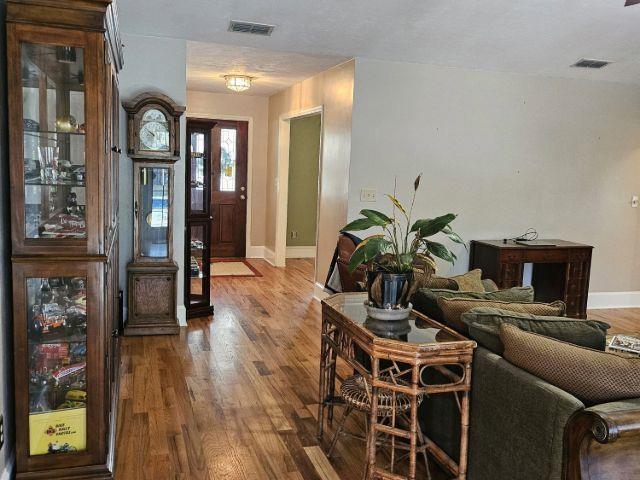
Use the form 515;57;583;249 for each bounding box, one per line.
326;293;464;345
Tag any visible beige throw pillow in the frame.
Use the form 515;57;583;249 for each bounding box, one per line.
500;324;640;405
437;297;566;334
451;269;485;293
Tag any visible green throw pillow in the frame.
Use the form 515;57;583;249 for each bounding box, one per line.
462;307;610;355
481;278;499;292
411;286;535;323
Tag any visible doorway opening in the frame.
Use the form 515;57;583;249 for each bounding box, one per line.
285;114;321;262
274;106;323;280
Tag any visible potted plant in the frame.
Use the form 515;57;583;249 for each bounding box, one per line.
341;174;463;320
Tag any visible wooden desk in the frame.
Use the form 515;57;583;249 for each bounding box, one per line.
469;239;593;318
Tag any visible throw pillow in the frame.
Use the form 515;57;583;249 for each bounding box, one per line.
500;324;640;406
462;307;610;354
424;275;458;290
481;278;499;292
451;269;485;293
411;286;535;323
437;297;566;334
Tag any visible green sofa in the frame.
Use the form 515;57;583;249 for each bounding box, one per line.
416;325;640;479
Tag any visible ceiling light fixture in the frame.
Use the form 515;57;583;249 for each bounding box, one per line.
224;75;252;92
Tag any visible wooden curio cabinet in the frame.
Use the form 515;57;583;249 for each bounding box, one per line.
6;1;123;478
184;119;214;319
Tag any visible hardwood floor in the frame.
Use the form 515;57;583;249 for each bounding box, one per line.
115;259;369;480
115;259;640;479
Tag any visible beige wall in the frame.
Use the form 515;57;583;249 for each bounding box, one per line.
267;60;355;284
349;57;640;293
187;90;269;248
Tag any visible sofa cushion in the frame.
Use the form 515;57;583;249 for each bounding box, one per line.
501;324;640;406
462;307;610;354
411;287;535;323
437;297;566;334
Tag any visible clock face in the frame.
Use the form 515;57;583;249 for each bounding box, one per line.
139;109;170;152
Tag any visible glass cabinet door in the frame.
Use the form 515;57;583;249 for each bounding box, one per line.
136;166;171;259
21;43;87;240
189;130;206;214
26;276;87;456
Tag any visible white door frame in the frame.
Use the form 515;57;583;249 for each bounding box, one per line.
274;106;324;268
186;113;254;257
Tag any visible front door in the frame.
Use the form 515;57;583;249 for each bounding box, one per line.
211;120;248;258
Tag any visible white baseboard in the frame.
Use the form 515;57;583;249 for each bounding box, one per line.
177;304;187;326
588;291;640;309
1;452;15;480
264;247;276;266
313;282;330;302
246;245;266;258
286;246;316;258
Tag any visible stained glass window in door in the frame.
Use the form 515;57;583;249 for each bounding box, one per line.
220;128;236;192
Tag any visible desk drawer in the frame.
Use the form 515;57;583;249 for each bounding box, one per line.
524;249;569;263
500;250;524;262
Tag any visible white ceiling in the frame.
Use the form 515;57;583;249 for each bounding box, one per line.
187;42;347;95
119;0;640;89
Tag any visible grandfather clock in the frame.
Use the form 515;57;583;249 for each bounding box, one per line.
123;93;185;335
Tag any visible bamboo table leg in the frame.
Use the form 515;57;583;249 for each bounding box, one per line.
408;364;419;480
366;358;380;480
457;362;473;480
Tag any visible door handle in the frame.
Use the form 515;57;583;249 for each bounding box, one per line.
240;186;246;191
240;195;246;200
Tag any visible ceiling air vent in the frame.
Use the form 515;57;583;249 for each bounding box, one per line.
228;20;275;36
571;58;610;69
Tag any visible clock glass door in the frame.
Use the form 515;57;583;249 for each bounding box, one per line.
136;165;171;259
139;108;170;152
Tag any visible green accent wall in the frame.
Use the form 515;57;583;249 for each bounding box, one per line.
287;114;321;247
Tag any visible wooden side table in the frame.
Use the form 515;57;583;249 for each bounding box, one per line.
469;239;593;318
318;293;476;480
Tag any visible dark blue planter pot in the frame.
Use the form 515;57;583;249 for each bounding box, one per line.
366;270;413;310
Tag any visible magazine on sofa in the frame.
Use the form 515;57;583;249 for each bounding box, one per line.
608;334;640;355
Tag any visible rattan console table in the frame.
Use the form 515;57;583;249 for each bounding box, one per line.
318;293;476;480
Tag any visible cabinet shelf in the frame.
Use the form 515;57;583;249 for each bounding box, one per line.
25;179;86;187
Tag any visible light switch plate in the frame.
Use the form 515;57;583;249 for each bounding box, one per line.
360;188;377;202
632;195;639;208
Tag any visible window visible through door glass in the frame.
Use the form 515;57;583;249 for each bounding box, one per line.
220;128;236;191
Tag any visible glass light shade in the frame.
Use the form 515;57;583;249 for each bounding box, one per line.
224;75;251;92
